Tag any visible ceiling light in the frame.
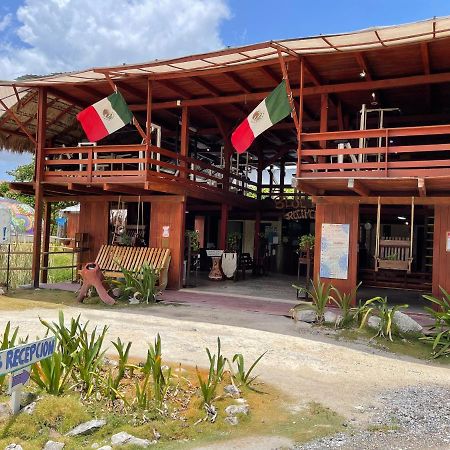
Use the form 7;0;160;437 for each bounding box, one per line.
359;70;366;78
398;216;406;220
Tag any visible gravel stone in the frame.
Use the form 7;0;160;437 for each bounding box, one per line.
225;404;249;416
66;419;106;436
22;401;36;415
293;385;450;450
293;309;316;323
5;445;23;450
367;316;381;329
0;403;11;420
43;441;65;450
392;311;423;336
225;416;239;425
111;431;152;447
224;384;240;397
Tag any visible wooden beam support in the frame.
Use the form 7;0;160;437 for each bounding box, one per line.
67;183;103;195
0;98;37;146
418;178;427;197
190;76;223;96
40;202;51;283
48;88;89;108
32;87;47;287
219;203;229;249
348;178;371;196
259;66;280;84
225;72;252;93
355;53;373;80
296;181;322;196
180;105;189;178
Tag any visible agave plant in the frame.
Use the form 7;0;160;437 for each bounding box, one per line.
292;278;335;324
331;283;361;328
420;288;450;358
0;322;20;393
206;337;227;382
231;351;266;390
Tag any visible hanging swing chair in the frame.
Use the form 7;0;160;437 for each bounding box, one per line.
374;196;414;274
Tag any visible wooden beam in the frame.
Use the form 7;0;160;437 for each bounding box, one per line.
40;202;51;283
225;72;252;93
219;203;229;249
67;182;103;194
348;178;371;196
259;66;280;84
116;81;146;100
303;57;322;86
314;196;450;206
418;178;427;197
48;88;88;108
180;105;189;178
355;53;373;80
103;183;148;195
297;181;322;196
420;43;431;75
0;98;37;145
131;71;450;111
190;76;223;96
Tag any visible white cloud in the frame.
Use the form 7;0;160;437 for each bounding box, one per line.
0;0;230;80
0;13;12;32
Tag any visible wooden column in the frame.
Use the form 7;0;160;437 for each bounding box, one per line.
256;157;263;201
253;211;261;267
219;203;229;250
314;199;359;301
194;216;205;248
150;198;186;289
31;87;47;287
180;106;189;178
297;59;304;178
319;93;328;163
145;78;152;181
432;204;450;296
279;158;286;196
40;202;51;283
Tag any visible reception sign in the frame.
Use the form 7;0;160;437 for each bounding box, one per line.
320;224;350;280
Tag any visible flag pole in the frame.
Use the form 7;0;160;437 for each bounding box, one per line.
274;47;300;136
102;72;148;142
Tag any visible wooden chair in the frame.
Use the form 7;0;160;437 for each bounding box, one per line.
94;245;171;291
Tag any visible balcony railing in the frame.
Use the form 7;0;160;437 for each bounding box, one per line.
299;123;450;178
43;144;258;198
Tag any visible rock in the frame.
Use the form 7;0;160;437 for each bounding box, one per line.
0;288;5;295
111;432;152;447
66;419;106;436
98;447;112;450
367;315;381;329
91;444;99;449
43;441;65;450
129;297;140;305
0;402;11;420
225;416;239;425
22;401;36;415
234;398;248;404
392;311;423;336
5;445;23;450
21;391;37;406
292;308;317;323
225;404;249;416
324;310;339;324
111;288;121;298
224;384;240;397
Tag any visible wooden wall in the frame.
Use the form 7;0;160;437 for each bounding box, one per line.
432;204;450;296
78;201;109;265
314;201;359;298
150;200;186;289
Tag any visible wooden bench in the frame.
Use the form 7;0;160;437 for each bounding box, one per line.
375;238;412;273
95;245;171;291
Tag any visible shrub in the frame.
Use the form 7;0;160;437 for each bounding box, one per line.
231;351;266;390
196;363;218;407
114;262;159;303
331;283;361;328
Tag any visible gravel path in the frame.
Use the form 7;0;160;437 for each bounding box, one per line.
296;385;450;450
0;301;449;449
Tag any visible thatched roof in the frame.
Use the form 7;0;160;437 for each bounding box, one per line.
0;88;82;152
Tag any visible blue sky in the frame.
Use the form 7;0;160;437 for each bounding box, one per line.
0;0;449;180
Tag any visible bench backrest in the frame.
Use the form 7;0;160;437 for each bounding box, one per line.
379;238;411;261
95;245;170;273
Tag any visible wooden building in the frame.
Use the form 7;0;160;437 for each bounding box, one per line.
2;17;450;298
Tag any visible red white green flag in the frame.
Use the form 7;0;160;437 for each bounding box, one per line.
231;80;291;153
76;91;133;142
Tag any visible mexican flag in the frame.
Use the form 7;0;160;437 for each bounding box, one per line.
76;91;133;142
231;80;291;153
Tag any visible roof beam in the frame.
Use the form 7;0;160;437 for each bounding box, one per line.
420;43;431;75
355;53;373;81
133;70;450;111
225;72;252;93
47;88;89;108
295;180;323;196
303;57;322;86
68;182;103;195
115;81;146;100
190;76;223;96
259;66;280;84
348;178;371;196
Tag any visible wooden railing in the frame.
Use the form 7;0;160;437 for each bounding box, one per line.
299;124;450;178
43;144;258;197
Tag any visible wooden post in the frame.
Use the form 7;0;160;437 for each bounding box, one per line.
40;202;51;283
145;78;153;181
253;211;261;272
320;93;328;149
279;157;286;198
297;58;304;178
219;203;229;250
32;87;47;288
257;157;263;201
180;106;189;179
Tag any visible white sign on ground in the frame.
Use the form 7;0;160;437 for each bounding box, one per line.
0;336;56;414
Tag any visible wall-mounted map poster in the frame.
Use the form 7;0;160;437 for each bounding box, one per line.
320;223;350;280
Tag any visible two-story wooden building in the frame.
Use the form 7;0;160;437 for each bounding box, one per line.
2;17;450;298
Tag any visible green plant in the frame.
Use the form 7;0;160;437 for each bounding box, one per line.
185;230;200;252
331;283;361;328
147;334;171;410
0;322;20;393
420;288;450;358
226;232;241;253
206;337;227;382
292;278;334;324
298;234;315;253
74;325;108;396
114;262;159;303
358;296;408;341
232;351;266;390
31;351;74;395
196;363;218;406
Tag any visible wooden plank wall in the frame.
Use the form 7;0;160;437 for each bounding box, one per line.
66;212;80;248
78;201;109;264
150;200;186;289
432;204;450;296
314;201;359;299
